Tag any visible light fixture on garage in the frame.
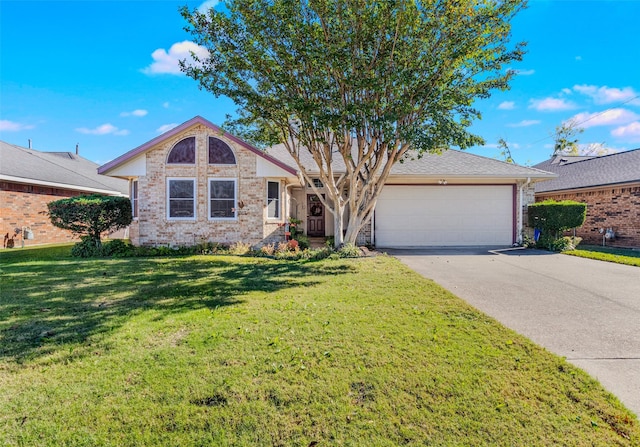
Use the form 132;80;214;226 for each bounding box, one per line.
438;179;448;185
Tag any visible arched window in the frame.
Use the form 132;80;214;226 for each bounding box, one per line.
208;137;236;165
167;137;196;164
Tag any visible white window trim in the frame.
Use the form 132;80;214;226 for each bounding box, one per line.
131;179;139;220
266;180;281;221
166;177;196;221
208;177;238;221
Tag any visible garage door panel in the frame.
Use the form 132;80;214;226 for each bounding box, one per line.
375;185;513;247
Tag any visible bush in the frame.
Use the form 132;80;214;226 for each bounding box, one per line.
338;243;361;258
229;241;252;255
71;236;102;258
294;234;310;250
101;239;132;257
528;200;587;250
48;194;132;247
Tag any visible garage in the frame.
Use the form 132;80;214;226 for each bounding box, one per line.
375;185;514;247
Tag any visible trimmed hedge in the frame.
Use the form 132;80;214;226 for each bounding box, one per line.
48;194;132;247
528;200;587;250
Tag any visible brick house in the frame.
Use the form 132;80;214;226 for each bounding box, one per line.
1;140;129;248
99;116;555;248
533;149;640;248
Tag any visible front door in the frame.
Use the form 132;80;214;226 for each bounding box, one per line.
307;194;325;237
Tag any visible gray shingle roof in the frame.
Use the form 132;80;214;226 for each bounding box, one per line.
1;140;129;195
533;148;640;193
266;143;555;179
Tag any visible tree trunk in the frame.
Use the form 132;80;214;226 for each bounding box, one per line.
332;202;345;249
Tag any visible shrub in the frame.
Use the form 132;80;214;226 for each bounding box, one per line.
229;241;252;255
528;200;587;250
71;236;102;258
338;243;361;258
294;235;310;250
101;239;132;257
260;243;276;256
48;194;132;249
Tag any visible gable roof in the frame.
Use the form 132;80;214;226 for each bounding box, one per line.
266;143;555;180
533;148;640;193
0;140;129;195
98;116;297;176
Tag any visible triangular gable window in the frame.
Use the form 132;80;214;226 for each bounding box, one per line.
209;137;236;165
167;137;196;164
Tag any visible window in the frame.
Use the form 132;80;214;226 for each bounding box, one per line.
209;179;236;219
167;137;196;164
208;137;236;164
131;180;139;218
267;181;280;219
167;179;195;219
307;178;324;188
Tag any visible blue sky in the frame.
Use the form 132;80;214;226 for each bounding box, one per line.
1;0;639;167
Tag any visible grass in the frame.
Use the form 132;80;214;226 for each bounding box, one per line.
1;246;639;446
564;244;640;267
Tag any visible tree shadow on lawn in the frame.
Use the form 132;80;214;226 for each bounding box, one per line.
0;255;353;364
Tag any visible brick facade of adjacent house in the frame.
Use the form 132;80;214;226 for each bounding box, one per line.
536;183;640;248
0;181;83;247
131;123;285;247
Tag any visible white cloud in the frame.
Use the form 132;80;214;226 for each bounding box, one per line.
561;88;572;95
142;41;208;75
577;143;620;156
120;109;148;117
0;120;35;132
498;101;515;110
515;69;535;76
157;123;179;133
575;56;582;61
198;0;220;13
162;102;170;109
568;108;640;129
507;120;541;128
611;121;640;142
529;97;577;111
573;84;640;105
75;123;129;136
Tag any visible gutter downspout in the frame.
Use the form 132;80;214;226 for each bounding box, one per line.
517;177;531;244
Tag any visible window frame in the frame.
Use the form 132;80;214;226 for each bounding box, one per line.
208;137;237;165
131;179;139;219
208;177;237;221
167;137;196;165
166;177;196;221
266;180;281;220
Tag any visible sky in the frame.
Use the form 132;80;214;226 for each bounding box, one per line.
1;0;639;167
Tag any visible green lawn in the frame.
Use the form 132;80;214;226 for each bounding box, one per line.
565;244;640;267
1;247;638;446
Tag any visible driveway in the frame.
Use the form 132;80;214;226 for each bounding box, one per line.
387;247;640;416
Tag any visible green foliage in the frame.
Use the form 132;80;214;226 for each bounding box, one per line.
180;0;526;246
529;200;587;250
293;234;310;250
553;119;584;156
337;243;361;258
552;236;582;252
48;194;132;246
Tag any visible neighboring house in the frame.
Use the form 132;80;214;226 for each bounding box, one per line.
98;116;555;248
0;140;129;247
533;150;640;248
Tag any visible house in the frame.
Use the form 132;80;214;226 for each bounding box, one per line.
0;140;129;247
533;149;640;248
98;116;555;248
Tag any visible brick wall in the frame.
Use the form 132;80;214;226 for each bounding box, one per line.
134;124;282;247
0;182;82;247
536;184;640;248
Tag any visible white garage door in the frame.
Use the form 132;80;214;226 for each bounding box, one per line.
375;185;514;247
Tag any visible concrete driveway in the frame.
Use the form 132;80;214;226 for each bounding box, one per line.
387;247;640;416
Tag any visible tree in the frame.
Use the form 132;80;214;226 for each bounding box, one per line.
181;0;526;247
552;119;584;156
497;138;515;164
48;195;132;247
